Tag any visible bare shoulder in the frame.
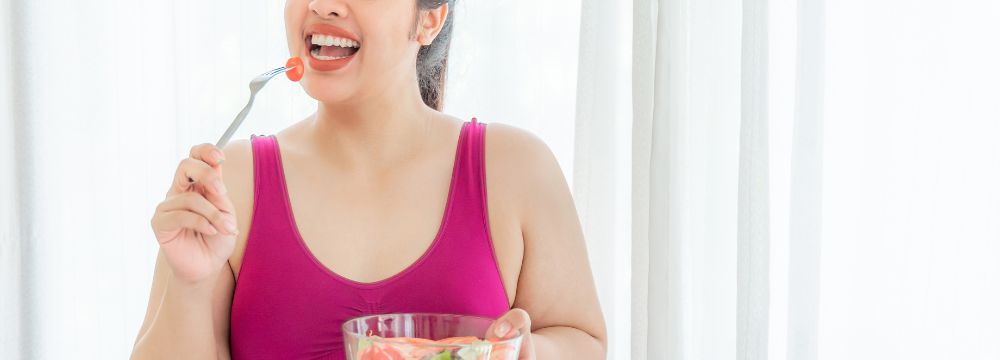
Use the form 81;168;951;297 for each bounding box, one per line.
219;138;255;278
483;122;567;223
483;122;554;160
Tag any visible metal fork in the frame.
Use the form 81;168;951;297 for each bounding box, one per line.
214;65;297;148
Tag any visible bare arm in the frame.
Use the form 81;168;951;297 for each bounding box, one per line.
487;124;608;359
131;255;234;359
131;141;253;359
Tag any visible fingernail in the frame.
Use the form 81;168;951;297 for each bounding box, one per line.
495;321;511;337
213;179;227;195
225;220;238;235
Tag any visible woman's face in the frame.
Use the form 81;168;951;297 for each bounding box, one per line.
285;0;425;105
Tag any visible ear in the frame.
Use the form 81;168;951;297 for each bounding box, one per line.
416;3;449;46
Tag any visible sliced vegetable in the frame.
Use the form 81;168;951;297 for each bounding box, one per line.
359;335;514;360
428;351;453;360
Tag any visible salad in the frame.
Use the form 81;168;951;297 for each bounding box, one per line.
356;335;517;360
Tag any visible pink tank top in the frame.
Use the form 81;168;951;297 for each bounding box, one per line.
229;119;511;359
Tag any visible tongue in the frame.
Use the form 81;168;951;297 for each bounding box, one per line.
319;45;355;58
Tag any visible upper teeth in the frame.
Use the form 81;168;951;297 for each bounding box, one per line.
310;34;359;48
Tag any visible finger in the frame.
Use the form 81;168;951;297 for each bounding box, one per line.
157;192;237;235
152;210;219;243
172;143;225;194
487;308;532;340
168;160;236;217
199;183;237;223
189;143;226;167
170;158;227;196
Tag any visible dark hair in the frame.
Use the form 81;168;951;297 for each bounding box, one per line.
416;0;456;111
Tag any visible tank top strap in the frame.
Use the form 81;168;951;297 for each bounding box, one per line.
463;118;488;214
421;118;507;309
441;119;491;241
435;120;495;264
244;134;301;256
249;134;287;210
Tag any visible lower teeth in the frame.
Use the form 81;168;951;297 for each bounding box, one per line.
311;48;350;61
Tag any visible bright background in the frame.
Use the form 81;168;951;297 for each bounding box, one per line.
4;0;1000;359
1;1;600;358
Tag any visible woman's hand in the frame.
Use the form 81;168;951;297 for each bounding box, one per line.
149;143;238;286
486;308;536;360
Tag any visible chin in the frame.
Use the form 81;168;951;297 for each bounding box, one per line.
300;77;359;105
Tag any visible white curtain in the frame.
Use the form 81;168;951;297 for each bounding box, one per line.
624;0;1000;359
1;0;23;358
573;0;634;358
631;0;743;357
6;0;1000;359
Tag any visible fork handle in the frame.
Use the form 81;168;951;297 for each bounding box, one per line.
215;95;257;148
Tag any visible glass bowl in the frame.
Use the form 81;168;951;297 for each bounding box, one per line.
342;313;523;360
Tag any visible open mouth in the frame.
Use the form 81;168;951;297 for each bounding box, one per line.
307;34;360;61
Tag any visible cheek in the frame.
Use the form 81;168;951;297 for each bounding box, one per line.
284;0;307;53
359;42;414;80
362;19;420;67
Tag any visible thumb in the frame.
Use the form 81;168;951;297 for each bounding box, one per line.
487;308;531;340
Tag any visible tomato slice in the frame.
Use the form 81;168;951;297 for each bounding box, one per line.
285;56;304;82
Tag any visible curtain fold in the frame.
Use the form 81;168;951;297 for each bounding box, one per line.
785;0;824;359
573;0;633;358
631;0;745;359
737;0;771;358
629;0;669;358
629;0;657;357
1;0;24;357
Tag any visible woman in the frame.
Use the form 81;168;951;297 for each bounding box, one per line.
130;0;606;358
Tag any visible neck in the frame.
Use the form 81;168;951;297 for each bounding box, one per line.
305;80;436;171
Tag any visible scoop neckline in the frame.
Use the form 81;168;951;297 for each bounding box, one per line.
269;122;469;289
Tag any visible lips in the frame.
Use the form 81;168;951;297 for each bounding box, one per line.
303;23;361;72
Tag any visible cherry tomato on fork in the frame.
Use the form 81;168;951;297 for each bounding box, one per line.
286;56;304;82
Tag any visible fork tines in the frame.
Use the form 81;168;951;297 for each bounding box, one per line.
264;67;288;77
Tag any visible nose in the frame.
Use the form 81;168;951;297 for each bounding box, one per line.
308;0;348;19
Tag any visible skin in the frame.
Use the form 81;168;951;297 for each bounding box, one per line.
130;1;607;359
